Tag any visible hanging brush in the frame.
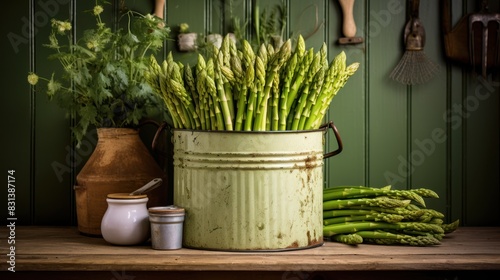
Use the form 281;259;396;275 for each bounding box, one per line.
390;0;439;85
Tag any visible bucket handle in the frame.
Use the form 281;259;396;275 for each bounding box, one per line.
142;119;342;159
138;119;171;159
320;121;343;159
151;121;170;154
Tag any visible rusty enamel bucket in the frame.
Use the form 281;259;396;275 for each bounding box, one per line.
172;122;342;251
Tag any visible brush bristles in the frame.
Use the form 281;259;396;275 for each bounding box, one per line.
390;50;440;85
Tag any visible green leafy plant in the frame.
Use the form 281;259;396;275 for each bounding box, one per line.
27;0;170;145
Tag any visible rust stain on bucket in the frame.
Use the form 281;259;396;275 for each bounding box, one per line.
304;155;319;183
286;241;299;249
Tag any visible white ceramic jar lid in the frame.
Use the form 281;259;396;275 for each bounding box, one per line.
107;193;148;199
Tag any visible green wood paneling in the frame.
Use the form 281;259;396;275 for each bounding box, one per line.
448;0;466;227
1;0;499;227
210;0;225;34
33;0;73;225
326;0;366;187
0;0;33;224
464;73;500;225
410;0;448;216
367;0;409;189
462;0;500;225
289;0;326;50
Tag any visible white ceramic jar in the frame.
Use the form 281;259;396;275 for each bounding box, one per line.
101;193;150;245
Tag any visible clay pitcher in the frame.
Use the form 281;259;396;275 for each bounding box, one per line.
74;128;168;236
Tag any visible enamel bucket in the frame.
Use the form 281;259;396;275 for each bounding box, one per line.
172;122;343;251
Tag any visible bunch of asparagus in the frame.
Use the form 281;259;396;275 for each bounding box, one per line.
323;186;460;246
146;34;359;131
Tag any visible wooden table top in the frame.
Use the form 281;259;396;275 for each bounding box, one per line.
1;226;500;272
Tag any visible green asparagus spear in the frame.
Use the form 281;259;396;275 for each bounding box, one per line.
254;40;291;131
441;219;460;234
323;186;426;207
323;196;411;211
323;221;444;237
290;51;322;130
324;213;404;225
357;230;441;246
235;41;255;131
331;233;363;245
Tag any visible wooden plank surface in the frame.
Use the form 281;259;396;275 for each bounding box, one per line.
1;226;499;272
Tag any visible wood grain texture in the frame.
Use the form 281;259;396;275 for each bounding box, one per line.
0;0;499;229
1;226;499;273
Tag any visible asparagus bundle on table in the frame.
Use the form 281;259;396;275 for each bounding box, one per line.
323;185;460;246
146;34;359;131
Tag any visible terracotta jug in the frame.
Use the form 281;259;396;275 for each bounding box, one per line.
74;128;168;236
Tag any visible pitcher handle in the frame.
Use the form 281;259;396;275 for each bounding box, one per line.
320;121;343;159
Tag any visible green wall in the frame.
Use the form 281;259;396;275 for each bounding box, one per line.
1;0;499;226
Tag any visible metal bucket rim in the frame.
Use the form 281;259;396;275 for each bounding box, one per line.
173;127;326;135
